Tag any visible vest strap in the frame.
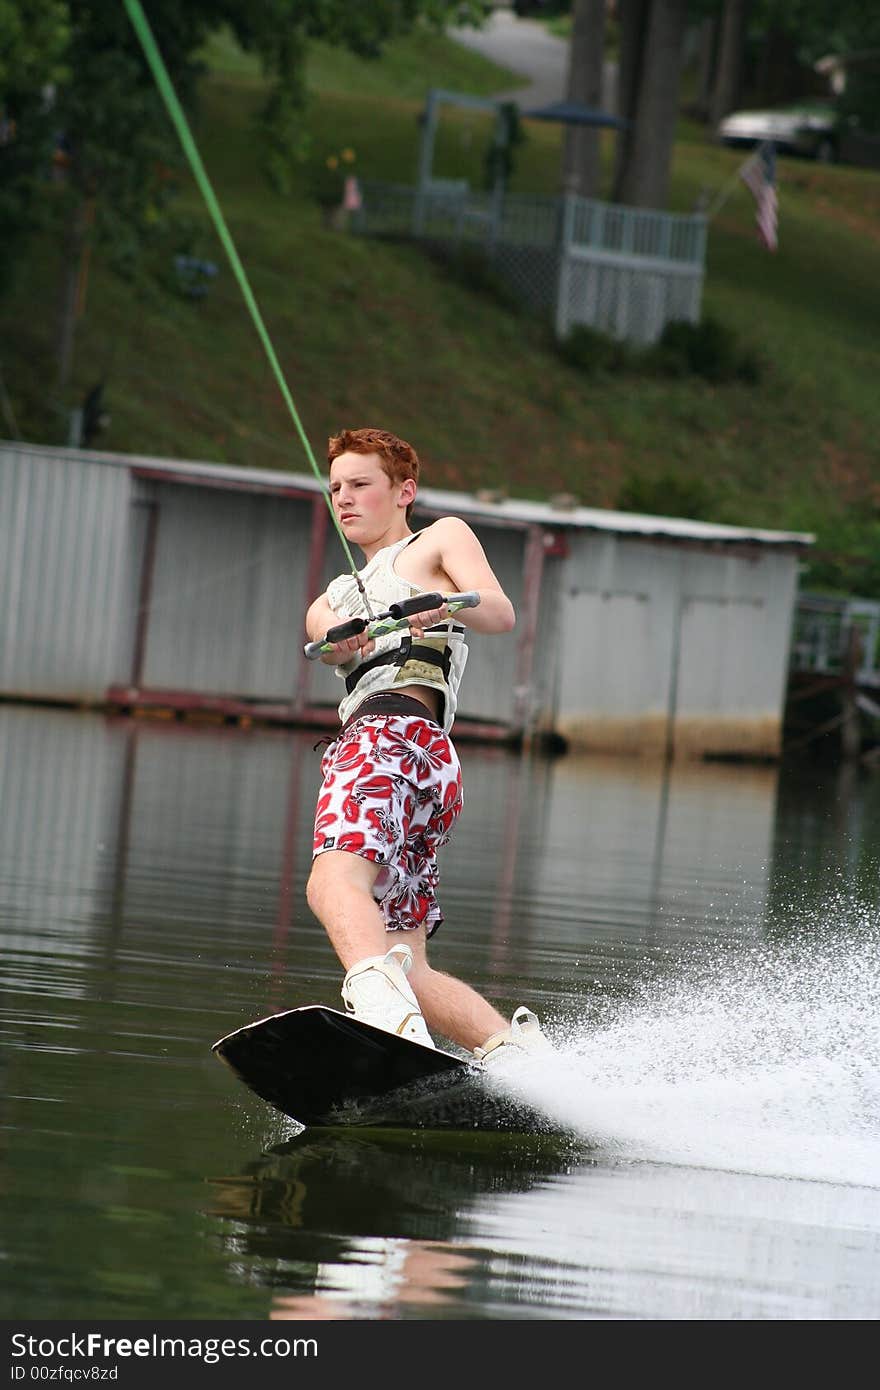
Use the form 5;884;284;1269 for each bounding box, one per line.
344;636;452;696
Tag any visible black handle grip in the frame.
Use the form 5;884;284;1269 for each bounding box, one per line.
324;616;368;644
387;592;445;620
303;618;365;661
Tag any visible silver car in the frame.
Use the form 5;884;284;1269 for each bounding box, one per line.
717;99;840;162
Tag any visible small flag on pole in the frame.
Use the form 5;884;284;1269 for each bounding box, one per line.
343;175;362;212
740;140;778;251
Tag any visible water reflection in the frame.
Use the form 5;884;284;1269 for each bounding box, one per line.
2;705;880;1321
206;1129;585;1319
0;705;792;1023
206;1127;880;1320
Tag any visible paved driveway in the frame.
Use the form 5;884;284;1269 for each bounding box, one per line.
450;7;617;112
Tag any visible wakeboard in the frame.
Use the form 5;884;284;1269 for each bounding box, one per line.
212;1005;555;1133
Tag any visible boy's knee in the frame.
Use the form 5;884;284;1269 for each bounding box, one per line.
305;856;326;911
307;850;378;914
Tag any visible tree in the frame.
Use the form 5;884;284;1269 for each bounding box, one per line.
613;0;689;208
3;0;487;393
706;0;880;118
559;0;879;208
0;0;70;293
0;0;70;93
709;0;752;126
561;0;607;198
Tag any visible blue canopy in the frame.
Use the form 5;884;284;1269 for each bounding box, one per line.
524;100;626;129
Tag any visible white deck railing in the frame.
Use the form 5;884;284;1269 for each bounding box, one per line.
354;181;706;345
791;594;880;684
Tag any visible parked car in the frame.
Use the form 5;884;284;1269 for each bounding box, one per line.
717;99;841;162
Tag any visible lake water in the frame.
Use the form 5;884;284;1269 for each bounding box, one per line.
2;704;879;1323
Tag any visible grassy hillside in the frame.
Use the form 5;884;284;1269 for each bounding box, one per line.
3;25;880;595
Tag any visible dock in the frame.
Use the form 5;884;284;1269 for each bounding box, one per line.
786;595;880;762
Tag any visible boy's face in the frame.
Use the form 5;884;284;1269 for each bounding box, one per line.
329;451;415;545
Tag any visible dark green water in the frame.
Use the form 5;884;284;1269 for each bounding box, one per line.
2;706;879;1321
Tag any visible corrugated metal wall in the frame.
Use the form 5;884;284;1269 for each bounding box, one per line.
551;536;799;758
1;443;807;758
0;446;132;698
136;479;315;699
0;445;534;729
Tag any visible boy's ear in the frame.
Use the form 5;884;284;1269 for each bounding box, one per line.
398;477;417;509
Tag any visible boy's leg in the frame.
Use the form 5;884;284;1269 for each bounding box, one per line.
306;850;387;967
306;850;506;1051
403;930;508;1053
307;849;434;1046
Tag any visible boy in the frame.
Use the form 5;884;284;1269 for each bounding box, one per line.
305;427;550;1061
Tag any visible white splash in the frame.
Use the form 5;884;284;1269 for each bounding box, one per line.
487;900;880;1189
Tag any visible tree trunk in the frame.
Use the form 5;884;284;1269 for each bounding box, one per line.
611;0;650;199
561;0;607;198
613;0;688;209
709;0;752;128
694;15;719;122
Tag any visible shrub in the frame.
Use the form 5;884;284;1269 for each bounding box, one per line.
555;316;762;384
555;324;633;375
646;316;763;384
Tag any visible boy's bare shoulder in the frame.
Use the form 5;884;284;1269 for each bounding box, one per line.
415;515;476;546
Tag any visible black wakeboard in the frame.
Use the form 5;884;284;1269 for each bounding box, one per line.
212;1005;556;1133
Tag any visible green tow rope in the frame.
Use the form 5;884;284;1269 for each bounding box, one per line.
121;0;365;588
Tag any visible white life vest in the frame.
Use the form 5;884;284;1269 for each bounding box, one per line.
325;535;468;735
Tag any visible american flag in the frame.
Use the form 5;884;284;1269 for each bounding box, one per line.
740;140;778;251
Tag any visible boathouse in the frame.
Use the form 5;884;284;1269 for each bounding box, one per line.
0;441;812;759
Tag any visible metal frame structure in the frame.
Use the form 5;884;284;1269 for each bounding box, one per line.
413;88;512;240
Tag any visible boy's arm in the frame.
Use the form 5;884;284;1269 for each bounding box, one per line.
425;516;516;634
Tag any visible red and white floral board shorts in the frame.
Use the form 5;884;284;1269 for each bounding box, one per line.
312;715;463;937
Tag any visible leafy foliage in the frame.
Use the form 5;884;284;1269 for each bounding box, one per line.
749;0;880;65
483;101;526;191
0;0;489;379
555;323;632;375
0;0;70;91
555;316;763;385
648;317;763;384
0;0;70;290
798;515;880;597
616;467;719;521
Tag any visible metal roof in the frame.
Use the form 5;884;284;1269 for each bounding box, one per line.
415;483;814;547
3;441;815;548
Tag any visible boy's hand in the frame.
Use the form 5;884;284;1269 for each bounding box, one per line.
408;601;448;639
326;628;375;662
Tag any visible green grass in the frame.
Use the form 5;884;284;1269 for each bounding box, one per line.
202;23;527;99
3;26;880;595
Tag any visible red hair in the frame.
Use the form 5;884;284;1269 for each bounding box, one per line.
328;428;420;519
